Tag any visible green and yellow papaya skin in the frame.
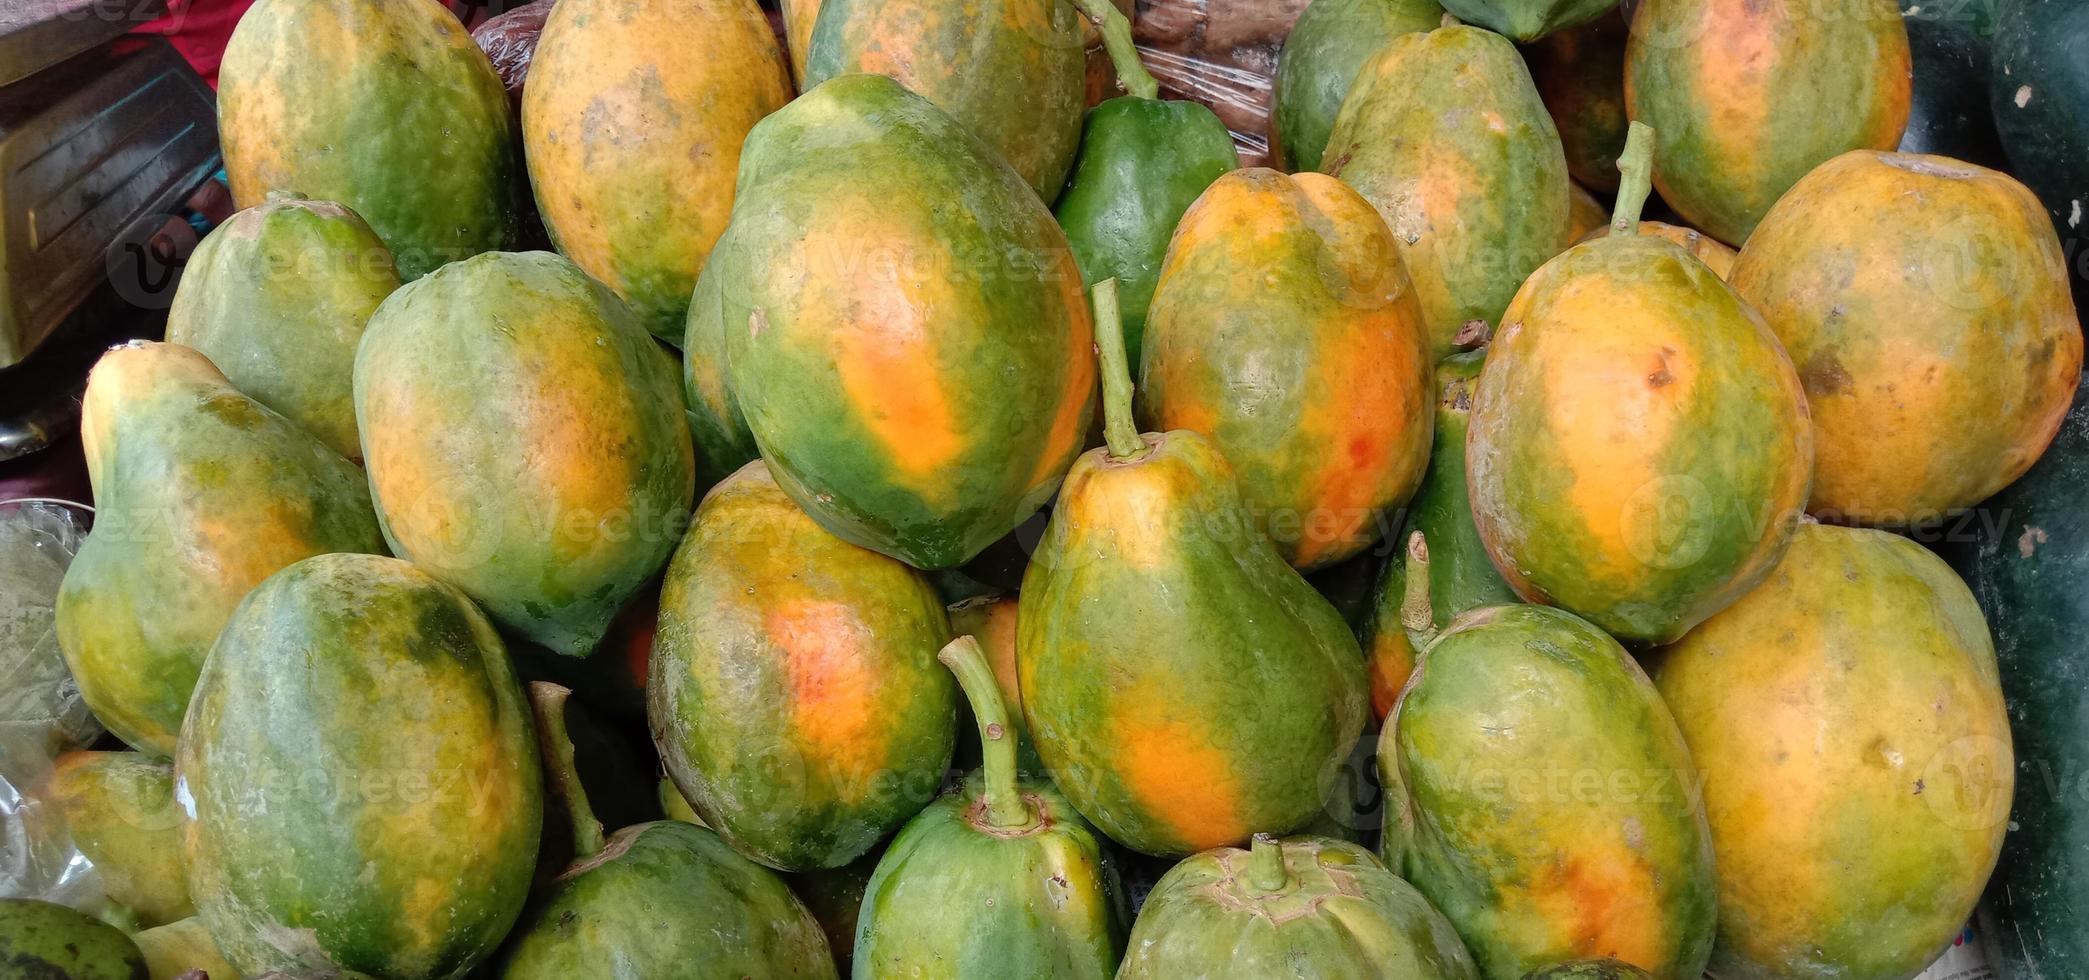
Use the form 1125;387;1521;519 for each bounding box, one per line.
48;753;191;927
0;899;149;980
1272;0;1445;173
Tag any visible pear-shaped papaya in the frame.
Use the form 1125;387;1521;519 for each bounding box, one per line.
650;460;956;871
218;0;520;279
1117;834;1479;979
1323;26;1569;356
1529;11;1629;190
56;342;384;757
1465;124;1812;644
0;899;149;980
355;250;695;657
48;752;190;927
1384;603;1717;978
1140;168;1434;571
134;918;240;980
853;637;1127;977
1730;150;2081;525
1522;961;1654;980
1624;0;1911;244
1018;280;1368;857
500;684;837;979
1576;219;1736;278
803;0;1087;199
179;554;540;980
1272;0;1445;173
705;74;1095;570
165;198;398;459
1651;523;2012;980
523;0;792;343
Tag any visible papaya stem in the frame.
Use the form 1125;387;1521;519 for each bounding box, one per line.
1610;121;1657;238
528;682;605;860
1093;278;1147;461
1246;833;1291;892
939;635;1035;829
1400;531;1439;651
1069;0;1159;100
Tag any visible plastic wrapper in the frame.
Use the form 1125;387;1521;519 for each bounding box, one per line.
472;0;554;114
1134;0;1312;167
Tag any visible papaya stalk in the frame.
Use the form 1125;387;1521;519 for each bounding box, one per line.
1069;0;1159;100
1399;531;1438;651
1093;278;1147;461
529;681;604;860
1609;121;1656;238
938;635;1035;829
1245;833;1293;892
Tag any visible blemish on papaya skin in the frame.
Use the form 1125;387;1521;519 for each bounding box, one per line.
1800;350;1854;397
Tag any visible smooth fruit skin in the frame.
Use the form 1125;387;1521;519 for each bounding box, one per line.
48;753;191;927
803;0;1086;200
1897;15;2005;167
218;0;519;279
1652;524;2013;980
523;0;791;343
650;461;956;871
1117;836;1480;979
178;554;541;980
0;899;149;980
1271;0;1446;173
1576;220;1736;278
1624;0;1912;244
134;917;240;980
1439;0;1612;40
1385;605;1718;979
355;250;696;657
1054;96;1240;365
1324;26;1569;357
165;198;398;460
1466;234;1813;644
1529;11;1629;191
56;342;384;757
852;773;1127;979
712;74;1096;570
1140;168;1433;571
1565;183;1608;243
1729;150;2082;525
1017;430;1369;857
500;821;837;978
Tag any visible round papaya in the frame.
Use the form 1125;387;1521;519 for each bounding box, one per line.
165;198;398;460
1729;149;2081;525
48;752;191;927
1528;11;1630;191
1576;220;1736;279
218;0;519;279
1139;168;1434;571
523;0;792;343
1270;0;1445;173
650;460;956;871
1323;26;1569;356
1651;523;2013;980
709;74;1095;570
178;553;541;979
1624;0;1911;244
0;899;149;980
354;250;696;657
1385;604;1718;978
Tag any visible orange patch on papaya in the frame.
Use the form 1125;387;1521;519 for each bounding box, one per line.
1061;464;1177;571
768;600;882;800
828;283;966;491
1027;270;1096;490
1108;709;1245;852
1526;840;1669;969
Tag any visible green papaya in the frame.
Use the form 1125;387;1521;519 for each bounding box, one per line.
47;753;190;927
164;198;398;459
680;262;762;489
1438;0;1612;40
56;342;384;756
134;918;240;980
355;250;695;657
1528;11;1630;191
1990;0;2089;306
219;0;520;279
651;461;956;871
1323;26;1569;356
786;857;879;978
0;899;148;980
1272;0;1446;173
854;637;1127;977
1521;961;1654;980
706;74;1096;570
1899;15;2005;167
1018;280;1369;857
1117;835;1479;978
179;554;541;979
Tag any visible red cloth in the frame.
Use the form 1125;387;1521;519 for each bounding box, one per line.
130;0;258;89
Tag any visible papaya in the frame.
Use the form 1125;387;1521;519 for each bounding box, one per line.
1899;14;2005;167
782;0;821;85
0;899;149;980
1528;11;1629;191
1990;0;2089;305
134;918;240;980
945;594;1046;776
47;753;190;927
680;267;762;490
522;0;792;343
1521;961;1653;980
1017;280;1369;857
56;342;384;756
1270;0;1445;173
354;250;696;657
218;0;519;279
1139;169;1431;570
1117;834;1480;979
853;637;1127;977
500;684;837;979
1384;603;1718;978
1323;26;1569;356
650;460;956;871
179;553;540;980
1729;150;2081;525
1565;183;1608;242
1465;124;1812;644
1439;0;1612;40
803;0;1087;199
1576;220;1736;279
1651;523;2012;980
786;857;879;977
706;74;1096;570
1624;0;1911;244
164;198;398;459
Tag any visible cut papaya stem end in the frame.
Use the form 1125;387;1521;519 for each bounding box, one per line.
1400;531;1439;651
1610;121;1657;238
1093;278;1149;461
1246;833;1292;892
1069;0;1159;100
528;681;605;860
938;635;1035;829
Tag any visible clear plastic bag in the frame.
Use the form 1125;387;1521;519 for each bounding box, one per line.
1132;0;1314;166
